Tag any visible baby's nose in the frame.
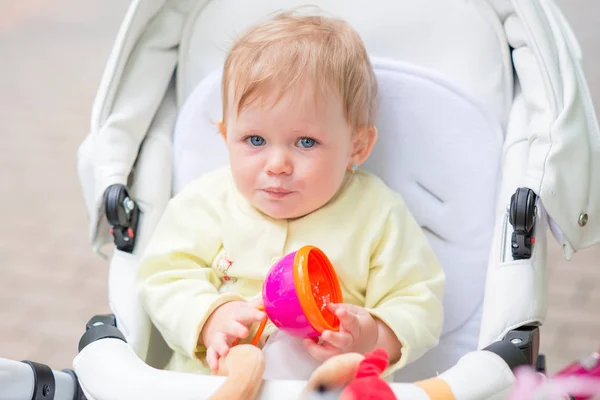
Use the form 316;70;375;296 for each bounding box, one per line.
265;150;293;175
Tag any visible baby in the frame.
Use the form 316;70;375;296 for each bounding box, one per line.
136;10;444;379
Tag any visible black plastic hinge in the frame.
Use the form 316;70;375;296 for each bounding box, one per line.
104;184;139;253
482;326;541;372
509;187;538;260
78;314;126;352
503;325;540;367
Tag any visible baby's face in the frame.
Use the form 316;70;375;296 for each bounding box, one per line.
224;89;354;219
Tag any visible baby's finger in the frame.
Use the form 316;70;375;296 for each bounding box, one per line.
223;320;249;340
247;297;264;309
336;307;361;337
329;302;369;319
321;330;353;350
303;338;342;361
327;302;340;313
234;306;267;326
206;346;219;372
212;332;230;357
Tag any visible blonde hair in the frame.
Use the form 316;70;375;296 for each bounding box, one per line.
221;9;378;131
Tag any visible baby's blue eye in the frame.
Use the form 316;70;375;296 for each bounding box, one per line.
297;137;316;148
246;136;265;147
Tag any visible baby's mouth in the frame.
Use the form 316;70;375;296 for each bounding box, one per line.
262;187;293;198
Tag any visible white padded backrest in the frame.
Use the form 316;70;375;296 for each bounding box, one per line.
178;0;513;128
173;58;503;335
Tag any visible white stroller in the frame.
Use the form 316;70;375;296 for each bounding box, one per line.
2;0;600;399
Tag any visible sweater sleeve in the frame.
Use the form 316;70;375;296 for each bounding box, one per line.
364;198;445;376
135;176;244;361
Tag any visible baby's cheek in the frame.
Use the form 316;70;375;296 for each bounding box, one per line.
314;165;345;196
231;163;256;192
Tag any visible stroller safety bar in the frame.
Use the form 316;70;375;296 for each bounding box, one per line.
0;332;522;400
0;322;574;400
0;316;538;400
69;338;516;400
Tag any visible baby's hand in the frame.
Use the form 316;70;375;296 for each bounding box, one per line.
200;299;266;372
302;303;378;361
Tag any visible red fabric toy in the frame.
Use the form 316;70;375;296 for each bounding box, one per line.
340;348;397;400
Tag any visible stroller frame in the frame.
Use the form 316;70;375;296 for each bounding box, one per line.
2;0;600;399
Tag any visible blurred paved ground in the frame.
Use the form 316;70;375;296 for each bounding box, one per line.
0;0;598;384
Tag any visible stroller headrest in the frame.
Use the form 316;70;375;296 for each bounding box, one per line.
178;0;513;128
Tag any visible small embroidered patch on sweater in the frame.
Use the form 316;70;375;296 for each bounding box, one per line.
215;254;236;283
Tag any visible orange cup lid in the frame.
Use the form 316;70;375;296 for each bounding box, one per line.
293;246;343;333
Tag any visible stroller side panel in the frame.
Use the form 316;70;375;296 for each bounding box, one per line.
106;79;178;363
478;0;600;347
78;0;201;253
491;0;600;255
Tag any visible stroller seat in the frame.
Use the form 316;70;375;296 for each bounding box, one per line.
172;56;503;380
94;0;515;380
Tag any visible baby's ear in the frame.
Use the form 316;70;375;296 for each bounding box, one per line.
351;125;378;167
217;120;227;139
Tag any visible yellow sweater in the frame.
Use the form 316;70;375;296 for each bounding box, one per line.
136;167;444;376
